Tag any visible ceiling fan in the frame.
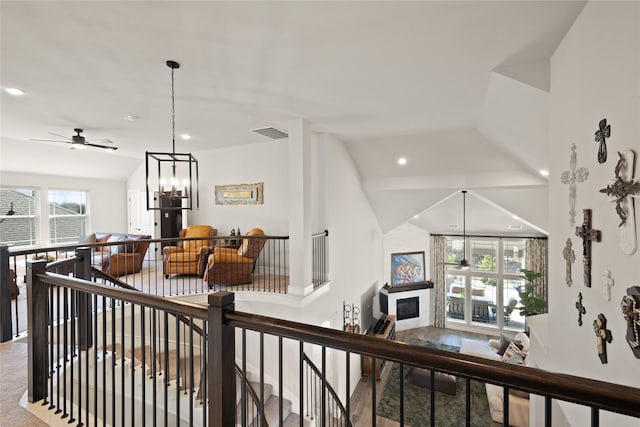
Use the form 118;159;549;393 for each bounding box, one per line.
30;128;118;151
442;190;470;269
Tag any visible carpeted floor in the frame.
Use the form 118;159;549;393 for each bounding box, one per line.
376;338;500;427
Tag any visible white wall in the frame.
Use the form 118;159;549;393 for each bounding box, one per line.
546;2;640;425
1;171;128;242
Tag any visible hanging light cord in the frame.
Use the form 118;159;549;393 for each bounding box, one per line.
171;64;176;157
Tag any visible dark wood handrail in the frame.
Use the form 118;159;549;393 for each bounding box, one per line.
225;311;640;419
37;272;208;320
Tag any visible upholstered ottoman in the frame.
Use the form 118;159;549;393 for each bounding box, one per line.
411;368;457;395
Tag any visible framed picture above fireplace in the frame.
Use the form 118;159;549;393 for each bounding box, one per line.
391;251;426;287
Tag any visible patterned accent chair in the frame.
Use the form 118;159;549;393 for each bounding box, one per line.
163;225;217;278
205;228;266;286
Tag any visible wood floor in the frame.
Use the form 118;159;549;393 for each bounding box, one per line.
348;326;493;427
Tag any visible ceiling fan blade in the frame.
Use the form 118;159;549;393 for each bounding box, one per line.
88;139;114;144
85;142;118;151
48;132;73;141
30;138;72;144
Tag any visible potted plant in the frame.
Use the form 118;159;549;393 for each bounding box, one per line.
517;269;547;317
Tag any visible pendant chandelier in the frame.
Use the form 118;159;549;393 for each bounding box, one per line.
145;60;199;211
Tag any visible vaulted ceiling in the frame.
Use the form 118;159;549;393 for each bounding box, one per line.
0;1;586;235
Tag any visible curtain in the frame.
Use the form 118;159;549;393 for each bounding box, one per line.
431;235;447;328
526;238;548;313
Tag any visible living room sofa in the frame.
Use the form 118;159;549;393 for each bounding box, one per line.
90;232;152;277
460;332;531;427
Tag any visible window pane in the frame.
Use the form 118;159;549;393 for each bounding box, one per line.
504;278;525;331
471;276;497;325
48;190;88;244
503;239;526;274
446;274;465;321
471;239;497;272
446;237;464;265
0;188;38;246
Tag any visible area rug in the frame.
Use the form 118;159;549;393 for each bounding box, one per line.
376;338;500;427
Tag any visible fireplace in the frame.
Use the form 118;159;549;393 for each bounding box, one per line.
397;296;419;320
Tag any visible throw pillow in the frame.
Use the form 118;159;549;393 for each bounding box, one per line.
502;342;526;362
489;339;500;349
78;233;97;244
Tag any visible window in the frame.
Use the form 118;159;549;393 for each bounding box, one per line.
0;188;39;247
445;237;527;332
49;190;88;244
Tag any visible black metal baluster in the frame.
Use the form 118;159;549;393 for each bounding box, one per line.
111;297;116;427
62;287;68;418
152;308;158;427
141;305;146;426
345;351;350;426
261;333;266;427
242;328;247;427
55;286;61;414
299;341;303;427
279;336;283;425
164;311;169;427
322;346;326;426
545;396;552;427
69;290;75;424
49;285;54;410
399;363;404;426
592;407;599;427
466;377;471;427
121;300;125;427
175;315;181;425
189;318;194;426
93;294;98;427
101;295;106;424
503;386;510;427
131;302;135;427
430;370;435;427
371;358;376;427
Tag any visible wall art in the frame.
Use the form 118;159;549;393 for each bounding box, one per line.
575;209;601;287
593;313;612;364
563;238;575;287
620;286;640;359
390;251;426;287
599;150;639;255
594;118;611;164
576;292;586;326
561;143;589;227
215;182;264;205
601;270;614;302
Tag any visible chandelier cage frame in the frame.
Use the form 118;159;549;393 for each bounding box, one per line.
144;59;199;211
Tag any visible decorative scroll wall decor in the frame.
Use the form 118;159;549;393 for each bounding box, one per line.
594;118;611;164
599;150;639;255
576;292;586;326
593;313;613;364
215;182;264;205
575;209;601;287
563;238;575;287
561;143;589;227
601;270;614;302
620;286;640;359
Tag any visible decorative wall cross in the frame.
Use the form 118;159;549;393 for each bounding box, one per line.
561;143;589;227
599;150;639;255
575;209;601;287
593;313;613;364
594;118;611;164
620;286;640;359
563;238;575;287
576;292;586;326
601;270;614;301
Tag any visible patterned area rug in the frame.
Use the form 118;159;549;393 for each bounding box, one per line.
376;338;500;427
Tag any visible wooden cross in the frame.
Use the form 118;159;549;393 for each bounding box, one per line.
620;286;640;359
599;150;639;254
561;143;589;227
600;270;614;301
575;209;601;287
562;238;575;287
593;313;613;364
575;292;586;326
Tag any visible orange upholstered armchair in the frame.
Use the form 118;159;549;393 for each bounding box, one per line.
205;228;266;286
163;225;217;278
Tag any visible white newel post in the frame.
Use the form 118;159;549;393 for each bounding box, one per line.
288;119;313;295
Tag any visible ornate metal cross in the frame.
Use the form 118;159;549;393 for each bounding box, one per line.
594;118;611;164
576;292;586;326
561;143;589;227
600;150;639;255
593;313;613;364
575;209;601;287
563;238;575;287
620;286;640;359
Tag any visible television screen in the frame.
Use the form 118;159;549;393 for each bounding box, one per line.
360;282;383;334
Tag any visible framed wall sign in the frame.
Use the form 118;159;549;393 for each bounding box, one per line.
391;251;426;286
215;182;263;205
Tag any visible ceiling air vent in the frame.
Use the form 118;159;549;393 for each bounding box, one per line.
252;127;288;140
509;224;523;230
447;224;459;229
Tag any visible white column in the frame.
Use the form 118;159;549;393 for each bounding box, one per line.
287;119;313;295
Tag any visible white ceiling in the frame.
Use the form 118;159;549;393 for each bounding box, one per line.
0;1;586;235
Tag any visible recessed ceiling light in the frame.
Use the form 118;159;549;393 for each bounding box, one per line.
448;224;459;229
413;215;419;219
180;133;191;140
398;157;407;166
539;169;549;177
509;225;523;230
5;87;25;96
123;114;140;121
512;215;519;220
